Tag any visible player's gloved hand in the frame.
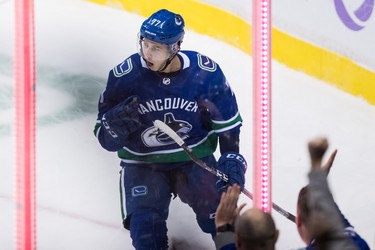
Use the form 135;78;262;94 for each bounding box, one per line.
216;152;247;192
101;95;141;139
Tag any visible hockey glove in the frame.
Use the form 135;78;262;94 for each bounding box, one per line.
216;152;247;192
101;95;141;140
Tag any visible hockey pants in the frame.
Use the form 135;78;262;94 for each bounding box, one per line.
119;155;220;250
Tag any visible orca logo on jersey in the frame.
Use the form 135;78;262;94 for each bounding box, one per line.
141;113;192;147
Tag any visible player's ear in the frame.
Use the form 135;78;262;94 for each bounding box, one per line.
172;41;182;53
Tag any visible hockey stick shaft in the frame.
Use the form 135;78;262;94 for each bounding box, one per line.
153;120;296;223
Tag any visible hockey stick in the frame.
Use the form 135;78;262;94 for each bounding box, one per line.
153;120;296;223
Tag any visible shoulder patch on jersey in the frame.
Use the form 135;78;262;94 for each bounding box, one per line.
197;54;217;72
178;52;190;69
113;58;133;77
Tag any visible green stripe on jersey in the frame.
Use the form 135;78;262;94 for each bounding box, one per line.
118;133;218;163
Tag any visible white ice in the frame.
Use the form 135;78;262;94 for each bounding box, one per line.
0;0;374;249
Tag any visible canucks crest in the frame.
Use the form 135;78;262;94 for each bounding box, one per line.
141;113;192;147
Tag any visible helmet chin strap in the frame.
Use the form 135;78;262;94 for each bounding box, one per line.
157;52;178;72
157;42;182;72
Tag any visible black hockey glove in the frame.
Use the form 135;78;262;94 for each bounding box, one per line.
101;95;141;140
216;152;247;192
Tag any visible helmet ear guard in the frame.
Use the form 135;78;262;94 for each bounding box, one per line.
169;38;183;54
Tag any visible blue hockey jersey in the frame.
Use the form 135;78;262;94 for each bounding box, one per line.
94;51;242;164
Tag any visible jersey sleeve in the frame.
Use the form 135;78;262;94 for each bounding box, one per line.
93;56;139;151
197;61;242;134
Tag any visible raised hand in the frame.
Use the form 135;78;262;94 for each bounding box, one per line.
215;184;246;229
308;137;328;170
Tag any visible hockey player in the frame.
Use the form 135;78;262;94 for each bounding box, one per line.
93;9;247;249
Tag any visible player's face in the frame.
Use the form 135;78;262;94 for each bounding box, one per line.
141;39;172;70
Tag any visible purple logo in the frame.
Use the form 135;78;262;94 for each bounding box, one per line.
334;0;374;31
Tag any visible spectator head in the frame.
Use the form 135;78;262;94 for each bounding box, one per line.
296;186;312;245
297;186;339;248
234;208;279;250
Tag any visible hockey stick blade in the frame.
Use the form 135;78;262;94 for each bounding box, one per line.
153;120;296;223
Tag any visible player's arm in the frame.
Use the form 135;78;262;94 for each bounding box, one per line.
219;130;240;154
206;69;246;192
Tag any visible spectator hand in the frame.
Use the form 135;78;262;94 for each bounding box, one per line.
215;184;246;229
216;152;247;192
308;137;328;170
101;96;140;139
322;149;337;175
